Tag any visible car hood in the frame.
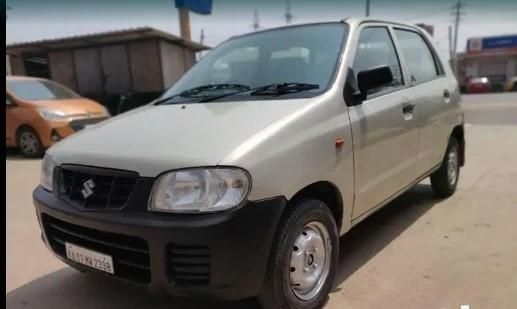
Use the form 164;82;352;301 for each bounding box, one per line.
28;98;106;117
48;99;311;177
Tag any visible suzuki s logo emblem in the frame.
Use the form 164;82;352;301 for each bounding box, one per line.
81;179;95;199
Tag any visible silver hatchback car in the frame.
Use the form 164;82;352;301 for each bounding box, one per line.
34;18;464;309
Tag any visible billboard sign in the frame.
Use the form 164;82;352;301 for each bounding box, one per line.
467;35;517;54
175;0;212;15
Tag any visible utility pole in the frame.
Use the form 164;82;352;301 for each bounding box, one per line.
448;25;453;61
284;0;293;24
253;9;260;30
365;0;370;17
452;0;465;76
197;28;206;61
200;28;205;45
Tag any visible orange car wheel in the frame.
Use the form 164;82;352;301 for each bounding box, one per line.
16;126;44;158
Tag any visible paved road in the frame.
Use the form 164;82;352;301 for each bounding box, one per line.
6;93;517;309
462;92;517;126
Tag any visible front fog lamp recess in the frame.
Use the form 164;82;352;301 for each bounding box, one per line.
149;168;251;213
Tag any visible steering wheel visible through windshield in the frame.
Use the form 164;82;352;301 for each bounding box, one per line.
159;23;349;103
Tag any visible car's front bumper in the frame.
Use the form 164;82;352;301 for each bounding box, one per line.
33;186;286;300
39;117;108;147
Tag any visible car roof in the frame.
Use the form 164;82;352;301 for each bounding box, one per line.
344;17;421;28
227;17;423;42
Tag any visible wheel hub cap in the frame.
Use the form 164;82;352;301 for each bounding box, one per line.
447;150;458;186
20;132;38;154
289;221;331;301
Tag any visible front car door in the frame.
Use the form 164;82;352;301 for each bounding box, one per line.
391;27;457;175
348;24;419;219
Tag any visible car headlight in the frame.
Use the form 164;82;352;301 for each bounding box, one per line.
149;168;251;213
38;108;68;121
100;106;111;117
40;154;57;191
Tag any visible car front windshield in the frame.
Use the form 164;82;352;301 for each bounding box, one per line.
160;23;349;102
6;79;80;101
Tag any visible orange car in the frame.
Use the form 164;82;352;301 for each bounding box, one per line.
6;76;110;157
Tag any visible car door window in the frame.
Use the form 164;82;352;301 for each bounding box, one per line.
353;27;404;98
394;29;440;84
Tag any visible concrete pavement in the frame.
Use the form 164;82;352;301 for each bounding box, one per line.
6;93;517;309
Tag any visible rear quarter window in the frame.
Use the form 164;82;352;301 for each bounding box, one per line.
394;29;443;84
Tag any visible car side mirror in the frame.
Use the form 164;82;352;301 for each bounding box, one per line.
343;68;364;106
6;98;15;107
357;65;393;96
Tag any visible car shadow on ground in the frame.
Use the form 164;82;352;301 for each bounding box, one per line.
5;148;41;161
332;183;438;289
6;184;439;309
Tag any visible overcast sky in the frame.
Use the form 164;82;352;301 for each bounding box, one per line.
5;0;517;59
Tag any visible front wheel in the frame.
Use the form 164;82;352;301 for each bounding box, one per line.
430;137;460;198
258;199;339;309
17;127;44;158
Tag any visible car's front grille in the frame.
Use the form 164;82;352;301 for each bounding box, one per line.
57;166;138;210
166;244;211;286
42;214;151;283
69;117;107;132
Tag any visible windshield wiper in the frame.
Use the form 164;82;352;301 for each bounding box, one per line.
155;82;320;104
200;82;321;102
250;83;320;96
154;83;251;105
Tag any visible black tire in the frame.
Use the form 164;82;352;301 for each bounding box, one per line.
16;127;44;158
430;137;460;198
258;199;339;309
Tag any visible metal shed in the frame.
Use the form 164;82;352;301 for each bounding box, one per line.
6;27;210;113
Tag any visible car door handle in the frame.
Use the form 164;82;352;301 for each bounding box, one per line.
402;102;416;114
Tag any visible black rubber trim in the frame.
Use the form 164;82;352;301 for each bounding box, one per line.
33;186;286;300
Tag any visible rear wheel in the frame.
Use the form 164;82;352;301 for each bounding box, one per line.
430;137;460;198
17;127;44;158
258;199;339;309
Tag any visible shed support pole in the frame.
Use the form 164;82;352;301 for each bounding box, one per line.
179;7;191;41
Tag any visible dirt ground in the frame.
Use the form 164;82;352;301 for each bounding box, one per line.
6;93;517;309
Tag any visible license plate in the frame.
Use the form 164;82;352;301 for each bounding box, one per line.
65;242;114;274
83;124;96;129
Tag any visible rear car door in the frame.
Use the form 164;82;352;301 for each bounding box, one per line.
348;25;419;219
392;27;456;175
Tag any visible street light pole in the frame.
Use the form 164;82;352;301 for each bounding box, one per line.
366;0;370;17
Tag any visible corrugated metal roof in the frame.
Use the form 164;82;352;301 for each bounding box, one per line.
6;26;210;55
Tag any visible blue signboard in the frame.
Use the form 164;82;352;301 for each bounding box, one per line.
467;34;517;53
175;0;213;15
482;35;517;50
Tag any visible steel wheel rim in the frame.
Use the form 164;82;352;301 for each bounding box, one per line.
447;149;458;186
289;221;331;301
19;131;39;154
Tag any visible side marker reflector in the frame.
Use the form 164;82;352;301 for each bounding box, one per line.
335;138;345;148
